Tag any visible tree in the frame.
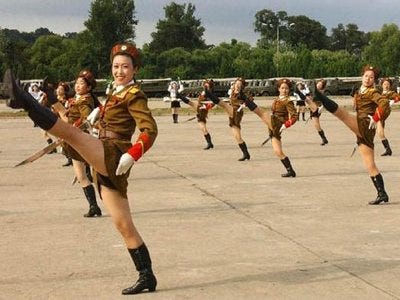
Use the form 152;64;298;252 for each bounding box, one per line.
254;9;290;47
233;46;275;78
84;0;137;76
27;35;66;80
363;24;400;76
308;50;360;77
330;23;368;55
254;10;327;50
156;47;192;78
148;2;207;53
0;30;30;78
286;15;328;49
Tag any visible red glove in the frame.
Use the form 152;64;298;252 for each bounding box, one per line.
372;107;383;122
205;103;213;110
284;119;293;128
73;118;82;127
126;132;152;161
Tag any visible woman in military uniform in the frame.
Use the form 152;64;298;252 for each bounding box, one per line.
299;79;329;146
227;77;253;161
180;79;232;150
62;70;102;218
4;42;158;295
269;78;298;177
55;82;73;166
377;77;399;156
313;65;391;205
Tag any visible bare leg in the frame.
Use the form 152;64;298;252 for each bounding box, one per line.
47;120;108;175
376;121;386;140
72;159;92;187
272;137;296;177
218;101;233;117
358;143;389;205
198;121;208;135
332;108;361;137
358;144;379;176
187;100;198;110
313;117;322;131
100;186;143;248
231;126;243;144
271;137;285;159
305;97;318;112
252;107;272;129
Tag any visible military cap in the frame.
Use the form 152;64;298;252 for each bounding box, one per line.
78;69;96;89
277;78;292;89
110;42;140;65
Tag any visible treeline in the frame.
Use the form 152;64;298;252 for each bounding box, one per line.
1;1;400;84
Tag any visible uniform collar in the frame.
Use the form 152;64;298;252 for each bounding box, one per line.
113;80;135;95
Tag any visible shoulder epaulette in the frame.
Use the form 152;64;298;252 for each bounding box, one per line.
127;85;140;95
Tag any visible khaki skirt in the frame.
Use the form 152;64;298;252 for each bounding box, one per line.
97;138;132;199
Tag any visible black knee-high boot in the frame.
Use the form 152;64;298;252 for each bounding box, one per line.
238;142;250;161
381;139;392;156
318;130;329;146
313;87;339;114
122;243;157;295
3;69;57;130
280;157;296;177
172;113;178;123
369;174;389;205
203;133;214;150
83;184;102;217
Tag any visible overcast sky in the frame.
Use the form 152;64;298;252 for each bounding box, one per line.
1;0;400;47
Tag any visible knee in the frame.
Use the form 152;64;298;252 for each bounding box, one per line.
75;172;88;185
113;218;135;238
274;148;284;158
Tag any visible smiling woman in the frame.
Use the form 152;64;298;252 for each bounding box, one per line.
3;41;159;295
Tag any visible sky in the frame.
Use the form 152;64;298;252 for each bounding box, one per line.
1;0;400;47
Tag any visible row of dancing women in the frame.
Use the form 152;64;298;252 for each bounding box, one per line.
169;66;397;207
3;45;398;295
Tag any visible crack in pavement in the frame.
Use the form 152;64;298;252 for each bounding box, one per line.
152;160;400;299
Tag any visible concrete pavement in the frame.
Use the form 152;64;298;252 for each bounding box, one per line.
0;101;400;299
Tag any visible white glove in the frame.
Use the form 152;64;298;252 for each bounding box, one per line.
293;93;301;101
279;124;287;133
91;128;99;138
368;115;377;130
237;103;246;112
115;153;135;176
317;105;323;114
302;85;310;96
87;107;100;125
389;99;395;106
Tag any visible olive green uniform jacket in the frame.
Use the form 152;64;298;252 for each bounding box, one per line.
354;87;390;148
196;91;213;123
64;93;94;161
98;83;158;199
269;96;298;140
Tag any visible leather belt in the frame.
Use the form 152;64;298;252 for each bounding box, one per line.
98;129;128;140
